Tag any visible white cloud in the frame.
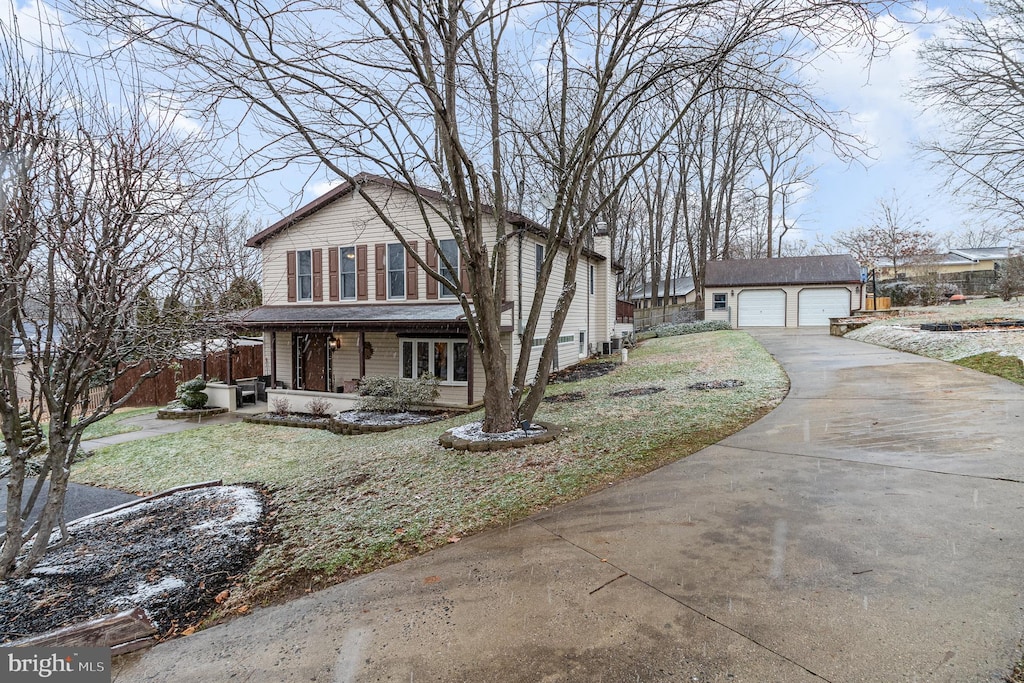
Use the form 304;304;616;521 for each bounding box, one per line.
309;178;345;198
143;90;205;137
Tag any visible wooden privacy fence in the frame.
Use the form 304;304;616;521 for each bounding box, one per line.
114;345;264;408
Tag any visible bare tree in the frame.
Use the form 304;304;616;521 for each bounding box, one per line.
78;0;892;431
753;114;817;258
832;193;937;273
997;253;1024;300
0;17;219;578
917;0;1024;226
941;223;1013;249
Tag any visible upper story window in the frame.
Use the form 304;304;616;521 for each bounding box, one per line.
589;264;595;295
713;293;727;310
297;249;313;301
339;246;356;300
387;243;405;299
535;244;544;282
439;238;459;298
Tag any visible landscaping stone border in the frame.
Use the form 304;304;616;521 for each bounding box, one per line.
243;414;338;432
438;421;564;452
156;407;228;420
244;412;445;435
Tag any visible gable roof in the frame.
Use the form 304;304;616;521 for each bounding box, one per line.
705;255;861;287
629;276;695;300
245;172;604;261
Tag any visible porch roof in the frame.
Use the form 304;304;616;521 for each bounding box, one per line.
237;303;474;332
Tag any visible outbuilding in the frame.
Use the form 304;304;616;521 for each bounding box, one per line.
704;255;864;328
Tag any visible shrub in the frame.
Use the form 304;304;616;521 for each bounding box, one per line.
356;374;440;413
271;397;291;416
652;321;732;337
306;397;331;417
175;375;208;410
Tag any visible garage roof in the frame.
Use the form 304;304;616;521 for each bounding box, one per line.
705;255;861;287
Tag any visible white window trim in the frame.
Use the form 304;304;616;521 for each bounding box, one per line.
387;243;405;300
399;338;469;385
339;246;357;301
297;249;313;302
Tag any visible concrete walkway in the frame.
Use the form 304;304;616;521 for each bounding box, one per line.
113;330;1024;682
79;409;248;451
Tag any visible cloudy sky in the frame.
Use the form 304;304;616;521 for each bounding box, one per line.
794;1;981;247
5;0;996;249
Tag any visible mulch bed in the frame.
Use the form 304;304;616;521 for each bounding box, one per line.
549;361;618;384
609;386;665;398
0;485;268;644
920;319;1024;332
688;379;745;390
543;391;587;403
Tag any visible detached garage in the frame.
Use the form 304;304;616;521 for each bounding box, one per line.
704;255;863;328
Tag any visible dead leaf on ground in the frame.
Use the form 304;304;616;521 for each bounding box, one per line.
423;576;441;584
447;536;460;543
214;590;230;604
181;626;196;636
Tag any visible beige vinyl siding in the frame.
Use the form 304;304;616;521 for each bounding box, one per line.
705;284;861;328
262;185;496;306
512;235;606;381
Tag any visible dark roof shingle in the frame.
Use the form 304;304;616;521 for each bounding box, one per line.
705;255;861;287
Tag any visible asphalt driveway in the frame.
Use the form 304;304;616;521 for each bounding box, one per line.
115;329;1024;682
0;479;138;535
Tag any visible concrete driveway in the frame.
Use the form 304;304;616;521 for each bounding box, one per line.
114;329;1024;682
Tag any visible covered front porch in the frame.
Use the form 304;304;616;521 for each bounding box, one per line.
237;303;492;411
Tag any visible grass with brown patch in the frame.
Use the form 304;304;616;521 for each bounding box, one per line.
72;331;787;607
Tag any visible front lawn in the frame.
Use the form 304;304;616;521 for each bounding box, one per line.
71;331;787;605
79;407;156;441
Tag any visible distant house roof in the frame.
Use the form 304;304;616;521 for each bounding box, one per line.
245;172;605;262
915;246;1015;267
705;255;861;288
629;276;695;301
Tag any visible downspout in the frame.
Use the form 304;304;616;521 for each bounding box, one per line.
586;260;591;356
517;231;524;337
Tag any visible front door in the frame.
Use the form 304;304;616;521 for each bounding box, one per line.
294;333;329;392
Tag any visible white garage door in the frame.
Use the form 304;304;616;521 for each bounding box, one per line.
798;288;851;326
737;289;786;327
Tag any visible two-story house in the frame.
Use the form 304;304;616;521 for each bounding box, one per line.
237;174;630;412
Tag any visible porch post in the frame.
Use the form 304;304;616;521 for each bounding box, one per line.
467;339;474;405
200;339;208;380
226;336;234;385
358;331;366;379
270;331;277;388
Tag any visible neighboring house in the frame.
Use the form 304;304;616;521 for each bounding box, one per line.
704;255;863;328
628;276;697;329
889;247;1020;295
237;174;630;412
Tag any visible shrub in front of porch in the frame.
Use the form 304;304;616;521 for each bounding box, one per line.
356;375;440;413
176;376;208;410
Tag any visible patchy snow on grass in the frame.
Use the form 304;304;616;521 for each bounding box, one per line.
448;421;547;442
847;324;1024;361
334;411;437;426
189;485;264;533
0;485;266;643
111;576;185;608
